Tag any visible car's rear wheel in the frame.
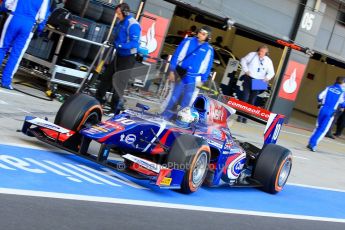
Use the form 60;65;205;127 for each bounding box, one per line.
167;135;210;194
55;93;102;131
253;144;292;194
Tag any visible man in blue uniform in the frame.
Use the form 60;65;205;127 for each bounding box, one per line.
162;26;214;119
308;76;345;152
0;0;49;90
95;3;141;115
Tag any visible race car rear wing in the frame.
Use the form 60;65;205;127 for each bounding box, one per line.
223;96;285;145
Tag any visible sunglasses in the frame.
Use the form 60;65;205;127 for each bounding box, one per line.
198;30;209;36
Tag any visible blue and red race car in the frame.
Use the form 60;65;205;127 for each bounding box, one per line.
22;93;292;194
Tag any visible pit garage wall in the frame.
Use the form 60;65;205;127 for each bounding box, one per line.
157;0;342;120
269;0;326;121
295;0;345;116
164;0;311;121
167;16;284;69
294;60;344;116
168;0;300;40
314;0;345;62
140;0;176;59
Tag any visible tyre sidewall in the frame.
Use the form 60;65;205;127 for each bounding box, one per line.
55;93;102;131
167;135;210;193
253;144;292;194
273;154;292;192
186;146;210;192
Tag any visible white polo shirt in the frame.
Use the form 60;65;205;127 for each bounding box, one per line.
240;52;275;80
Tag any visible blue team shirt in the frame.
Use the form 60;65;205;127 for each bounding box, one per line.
170;37;214;83
113;15;141;57
318;83;345;110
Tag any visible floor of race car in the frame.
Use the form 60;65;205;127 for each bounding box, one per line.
1;84;345;229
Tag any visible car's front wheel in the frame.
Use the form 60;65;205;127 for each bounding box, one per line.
54;93;102;131
252;144;292;194
167;135;210;194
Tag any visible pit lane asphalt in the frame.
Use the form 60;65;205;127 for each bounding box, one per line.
1;193;344;230
1;84;345;229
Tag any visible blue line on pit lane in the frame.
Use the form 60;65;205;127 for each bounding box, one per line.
0;144;344;219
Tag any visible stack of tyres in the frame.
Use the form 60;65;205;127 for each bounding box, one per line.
69;15;93;60
100;5;115;25
26;37;54;60
85;21;108;43
63;20;88;38
87;24;110;62
70;15;108;60
65;0;103;21
47;8;87;38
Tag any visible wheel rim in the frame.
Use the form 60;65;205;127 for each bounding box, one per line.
192;151;208;187
277;157;292;187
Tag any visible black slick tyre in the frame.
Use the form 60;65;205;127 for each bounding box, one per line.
167;134;210;194
253;144;292;194
54;93;102;131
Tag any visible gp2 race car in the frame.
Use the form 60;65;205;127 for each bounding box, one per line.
22;93;292;194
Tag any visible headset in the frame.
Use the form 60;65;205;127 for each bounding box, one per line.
196;25;212;41
257;44;269;56
116;3;130;17
336;76;345;84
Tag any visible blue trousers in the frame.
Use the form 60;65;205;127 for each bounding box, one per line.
0;15;34;86
162;80;198;119
309;107;335;148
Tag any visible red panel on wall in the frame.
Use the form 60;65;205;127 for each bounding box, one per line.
278;60;306;101
140;12;170;62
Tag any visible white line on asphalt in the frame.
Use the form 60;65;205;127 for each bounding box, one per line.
0;100;8;105
282;129;345;146
0;188;344;223
293;155;309;160
287;183;345;193
25;158;82;183
245;123;345;147
44;161;103;185
63;163;121;187
0;89;23;96
78;165;147;190
17;108;33;114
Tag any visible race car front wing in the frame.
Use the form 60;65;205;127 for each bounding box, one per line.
22;116;185;190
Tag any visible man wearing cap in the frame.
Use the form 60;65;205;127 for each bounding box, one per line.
95;2;141;115
307;76;345;152
162;25;214;119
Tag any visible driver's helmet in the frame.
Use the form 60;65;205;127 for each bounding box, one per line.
176;107;199;128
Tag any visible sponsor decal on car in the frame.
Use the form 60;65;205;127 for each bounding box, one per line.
206;139;223;149
115;117;136;125
160;177;172;186
120;134;137;144
92;125;110;132
125;134;136;144
123;154;163;173
28;117;70;133
224;153;246;180
230;157;246;177
226;97;271;120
